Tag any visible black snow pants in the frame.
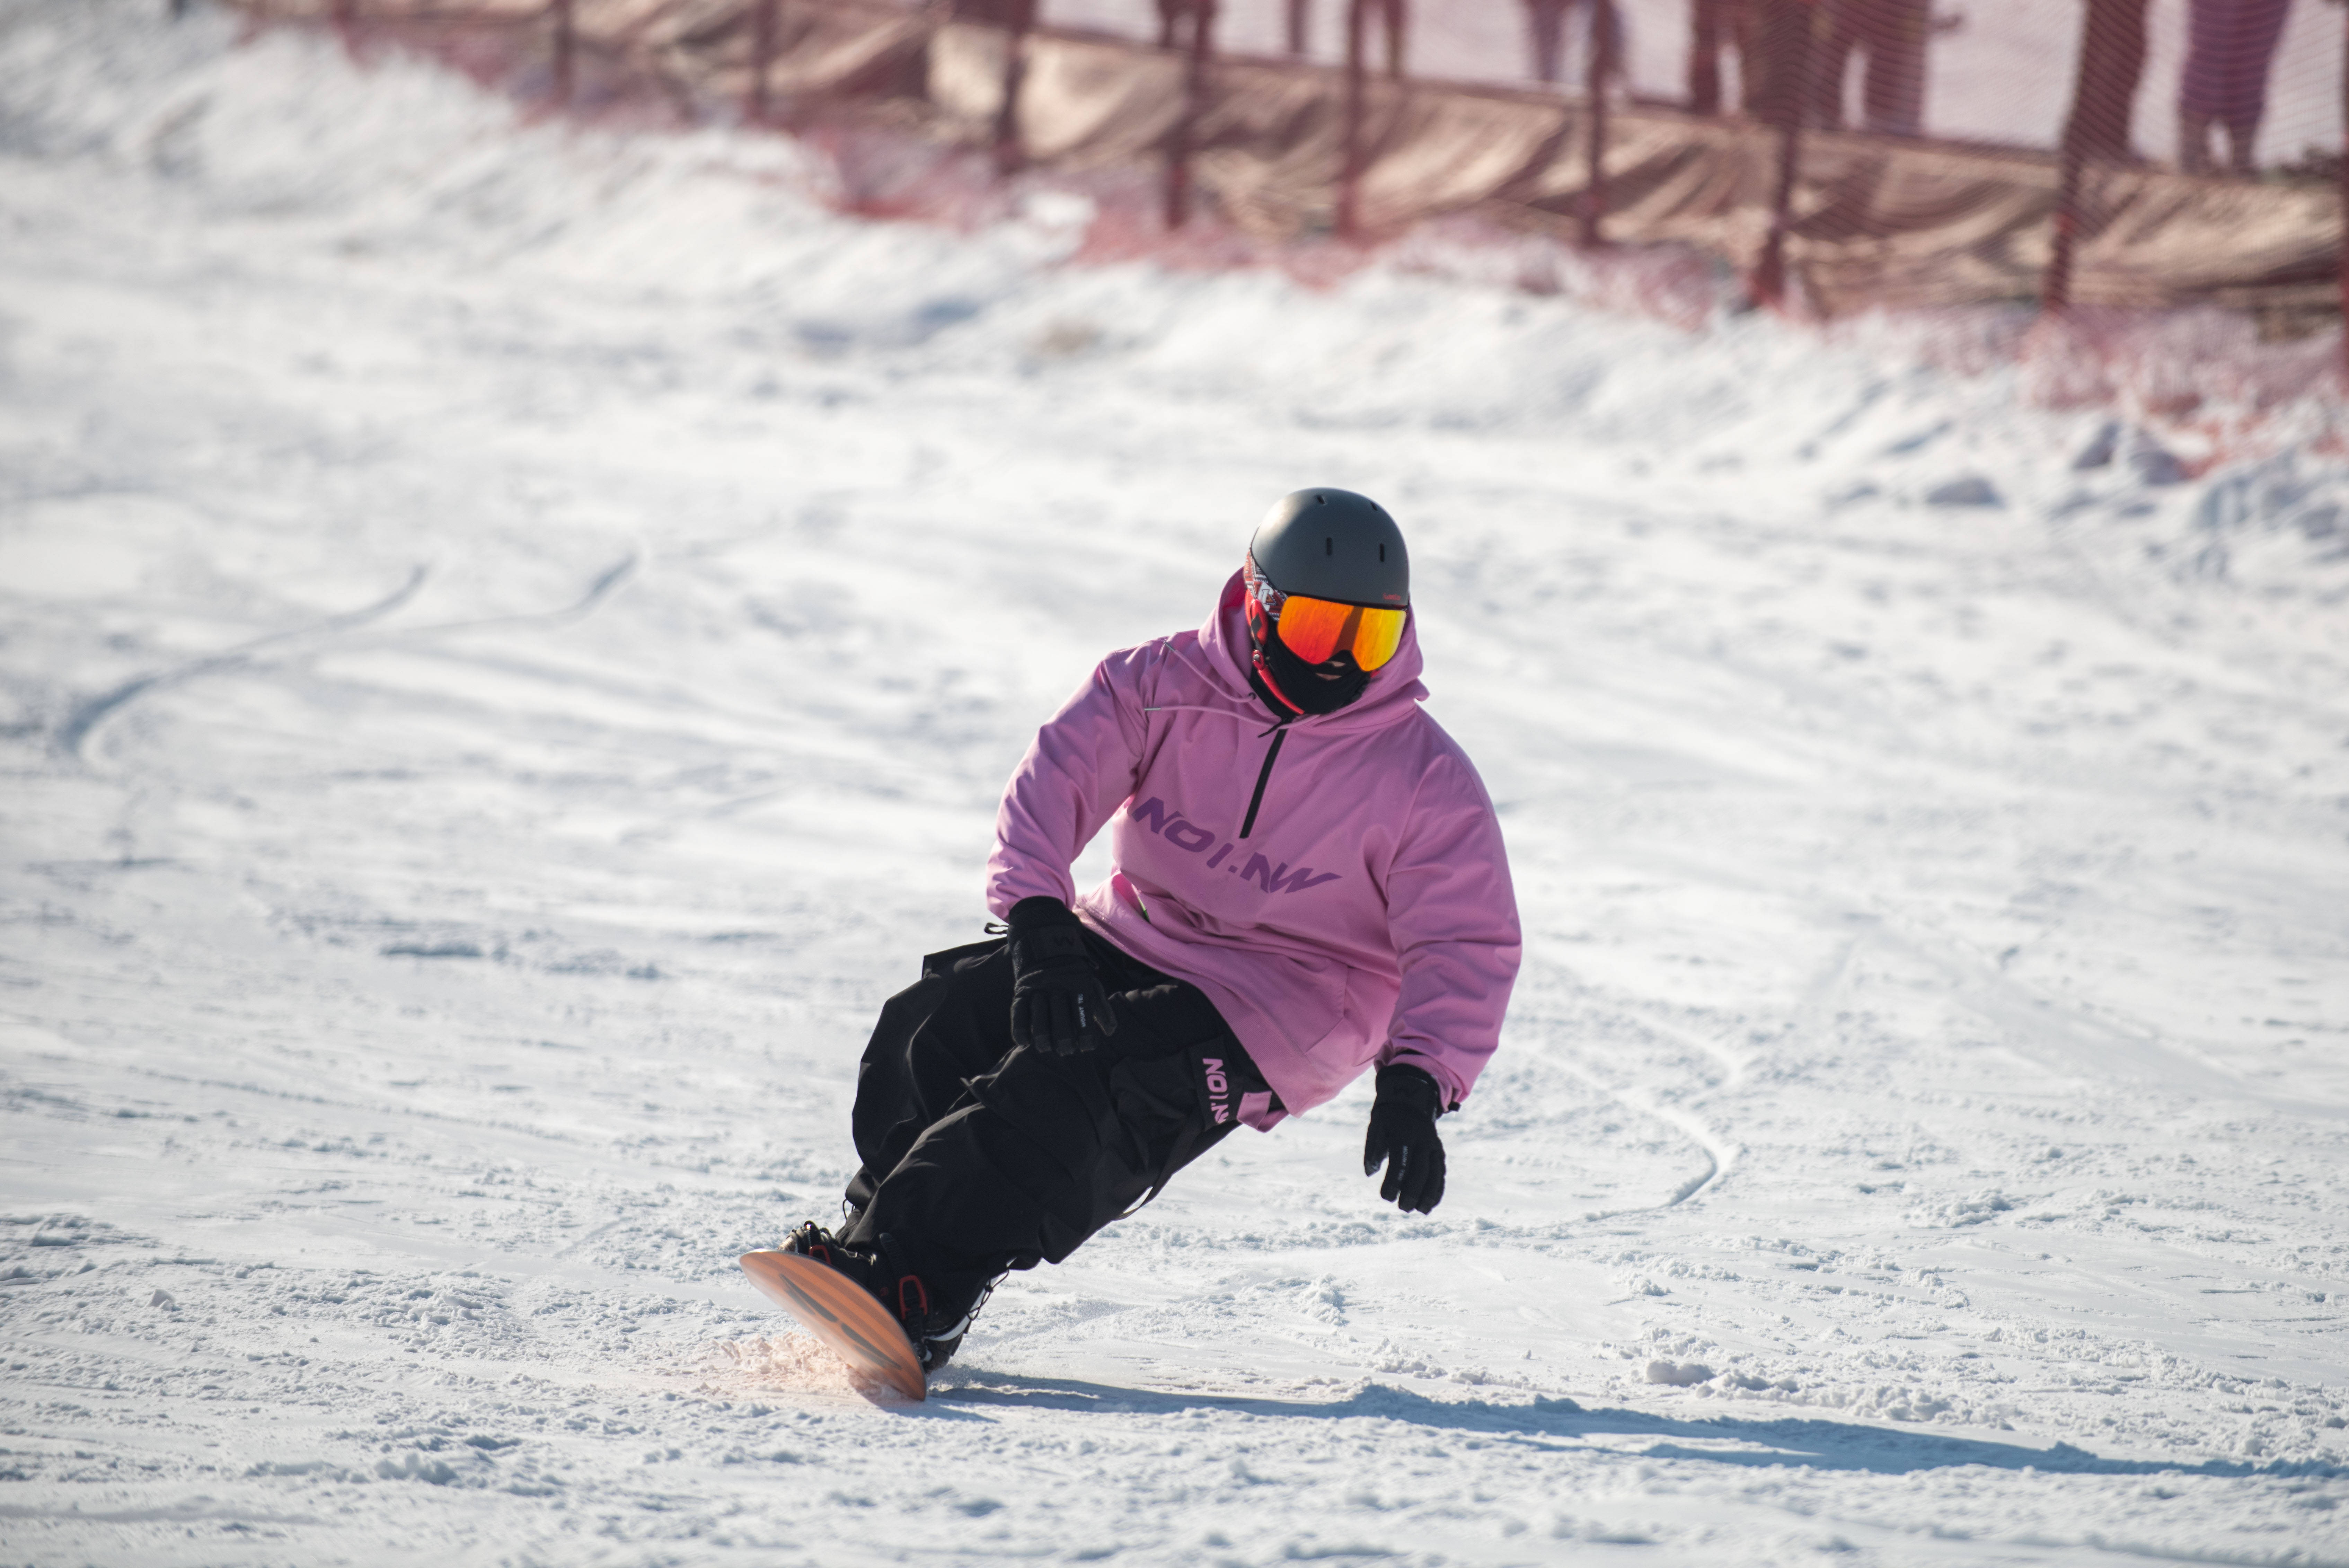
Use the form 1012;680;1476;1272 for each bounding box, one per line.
837;933;1277;1316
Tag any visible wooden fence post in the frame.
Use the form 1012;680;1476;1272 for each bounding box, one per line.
1164;0;1219;228
549;0;574;107
2043;3;2101;315
2043;157;2083;315
993;0;1035;174
2340;0;2348;381
745;0;777;123
1579;0;1613;246
2042;0;2150;316
1337;0;1366;236
1748;2;1814;308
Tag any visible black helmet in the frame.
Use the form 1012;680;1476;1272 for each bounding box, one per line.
1240;488;1410;720
1246;488;1409;608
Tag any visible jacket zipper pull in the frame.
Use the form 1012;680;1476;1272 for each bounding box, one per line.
1239;721;1291;840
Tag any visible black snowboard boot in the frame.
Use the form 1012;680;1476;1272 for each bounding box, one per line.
885;1263;978;1373
780;1222;979;1373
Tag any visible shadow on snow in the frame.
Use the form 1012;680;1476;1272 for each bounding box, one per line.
916;1372;2340;1481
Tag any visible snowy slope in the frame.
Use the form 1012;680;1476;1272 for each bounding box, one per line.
3;5;2348;1565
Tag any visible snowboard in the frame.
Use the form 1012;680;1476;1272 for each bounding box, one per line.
738;1250;928;1401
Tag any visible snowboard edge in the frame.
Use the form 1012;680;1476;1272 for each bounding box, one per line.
739;1250;928;1402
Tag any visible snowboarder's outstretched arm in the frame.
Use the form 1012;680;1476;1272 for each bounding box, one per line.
1379;750;1521;1110
1360;749;1520;1210
986;645;1153;913
985;646;1157;1054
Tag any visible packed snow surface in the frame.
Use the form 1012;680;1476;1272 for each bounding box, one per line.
4;5;2349;1565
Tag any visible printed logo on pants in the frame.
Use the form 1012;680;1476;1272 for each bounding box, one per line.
1187;1040;1274;1137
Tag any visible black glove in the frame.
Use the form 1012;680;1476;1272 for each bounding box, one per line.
1005;896;1120;1057
1363;1063;1447;1214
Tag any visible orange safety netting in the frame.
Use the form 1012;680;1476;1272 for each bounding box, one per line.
231;0;2348;331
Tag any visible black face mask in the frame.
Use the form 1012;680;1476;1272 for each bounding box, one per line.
1249;629;1372;719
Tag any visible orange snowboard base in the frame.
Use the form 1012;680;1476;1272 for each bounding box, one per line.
739;1250;928;1401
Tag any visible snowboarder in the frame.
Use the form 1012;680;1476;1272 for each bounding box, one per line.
1812;0;1932;137
1362;0;1410;77
2177;0;2295;176
1688;0;1748;115
1526;0;1622;91
1156;0;1214;52
779;489;1521;1374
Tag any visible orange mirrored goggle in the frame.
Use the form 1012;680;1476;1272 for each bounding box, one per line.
1245;564;1408;673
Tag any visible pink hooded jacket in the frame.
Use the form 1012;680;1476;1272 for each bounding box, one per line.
984;570;1521;1125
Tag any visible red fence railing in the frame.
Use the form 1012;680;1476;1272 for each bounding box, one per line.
220;0;2349;357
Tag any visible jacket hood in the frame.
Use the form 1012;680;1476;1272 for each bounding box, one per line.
1194;568;1429;733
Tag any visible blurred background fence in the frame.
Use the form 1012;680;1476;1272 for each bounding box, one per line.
227;0;2348;339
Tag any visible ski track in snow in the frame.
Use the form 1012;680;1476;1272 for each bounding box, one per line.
2;5;2347;1565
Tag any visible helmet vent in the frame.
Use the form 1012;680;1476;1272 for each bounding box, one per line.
1249;486;1407;614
